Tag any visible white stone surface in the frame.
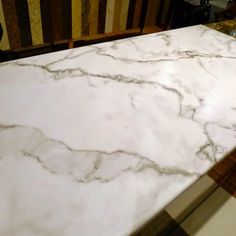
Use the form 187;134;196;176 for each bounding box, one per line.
0;25;236;236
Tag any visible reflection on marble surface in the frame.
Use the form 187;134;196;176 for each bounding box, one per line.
0;25;236;236
206;20;236;38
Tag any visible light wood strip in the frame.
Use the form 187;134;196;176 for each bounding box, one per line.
113;0;122;31
89;0;99;35
120;0;129;31
105;0;115;33
72;0;81;39
27;0;43;45
0;0;10;49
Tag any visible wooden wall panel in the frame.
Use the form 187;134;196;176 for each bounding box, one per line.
145;0;160;26
89;0;99;35
113;0;122;31
51;0;72;41
120;0;129;31
105;0;115;33
126;0;135;29
15;0;32;47
27;0;43;45
2;0;21;49
97;0;107;34
40;0;53;43
81;0;90;36
161;0;171;25
0;0;10;50
72;0;82;39
132;0;142;28
156;0;165;26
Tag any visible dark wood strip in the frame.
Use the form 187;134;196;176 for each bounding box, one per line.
113;0;122;31
97;0;107;34
81;0;90;36
145;0;160;26
156;0;165;26
139;0;148;32
15;0;32;47
132;211;189;236
40;0;53;43
133;0;143;28
2;0;21;49
126;0;136;29
51;0;72;41
161;0;171;26
208;149;236;197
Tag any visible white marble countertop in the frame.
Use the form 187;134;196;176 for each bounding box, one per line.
0;25;236;236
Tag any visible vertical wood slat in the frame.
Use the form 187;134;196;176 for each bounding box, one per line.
89;0;99;35
145;0;160;26
15;0;32;47
81;0;90;36
139;0;148;32
72;0;82;39
97;0;107;34
40;0;53;43
113;0;122;31
105;0;115;33
156;0;165;26
161;0;171;26
2;0;21;49
126;0;136;29
27;0;43;45
51;0;72;41
132;0;142;28
0;0;10;49
120;0;129;31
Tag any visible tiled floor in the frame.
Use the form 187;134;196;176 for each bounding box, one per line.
180;187;236;236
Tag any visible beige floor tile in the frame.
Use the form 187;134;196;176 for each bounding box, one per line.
180;187;236;236
166;176;217;223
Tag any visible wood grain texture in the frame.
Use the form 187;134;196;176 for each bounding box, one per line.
113;0;122;31
126;0;135;29
161;0;171;25
0;0;10;49
27;0;43;45
89;0;99;35
81;0;90;36
72;0;82;39
156;0;165;26
97;0;107;34
105;0;115;33
51;0;72;41
208;150;236;197
15;0;32;47
2;0;21;49
120;0;129;31
40;0;53;43
145;0;160;26
133;0;143;28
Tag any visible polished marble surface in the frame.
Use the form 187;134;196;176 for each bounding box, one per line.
0;25;236;236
